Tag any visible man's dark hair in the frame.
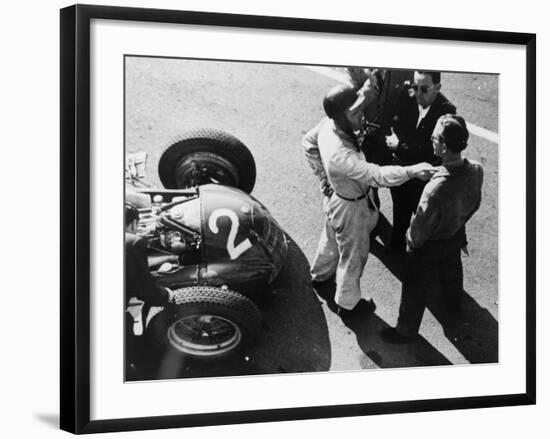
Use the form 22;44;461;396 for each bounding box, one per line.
439;114;469;152
125;202;139;226
416;70;441;85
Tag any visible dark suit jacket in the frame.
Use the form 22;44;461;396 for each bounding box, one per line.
392;91;456;166
125;232;169;306
360;70;415;166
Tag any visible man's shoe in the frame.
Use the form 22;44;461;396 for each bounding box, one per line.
312;277;335;294
312;277;337;304
337;298;376;319
380;327;417;344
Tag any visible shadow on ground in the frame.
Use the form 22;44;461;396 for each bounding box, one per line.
368;215;498;366
429;291;498;364
347;292;498;368
313;274;452;368
348;313;453;368
135;235;331;380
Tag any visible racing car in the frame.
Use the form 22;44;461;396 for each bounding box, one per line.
126;128;288;361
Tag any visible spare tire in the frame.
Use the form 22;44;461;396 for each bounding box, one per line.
146;286;261;360
158;128;256;193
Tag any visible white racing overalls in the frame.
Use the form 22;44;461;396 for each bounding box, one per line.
303;118;413;310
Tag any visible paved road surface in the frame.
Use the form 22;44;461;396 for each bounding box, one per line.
125;57;499;379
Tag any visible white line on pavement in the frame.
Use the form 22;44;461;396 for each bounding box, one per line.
302;66;499;144
466;123;499;144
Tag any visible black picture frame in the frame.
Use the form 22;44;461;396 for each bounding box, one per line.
60;4;536;434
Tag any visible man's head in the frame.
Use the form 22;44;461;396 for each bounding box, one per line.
431;114;469;158
323;84;367;132
413;71;441;108
125;202;139;233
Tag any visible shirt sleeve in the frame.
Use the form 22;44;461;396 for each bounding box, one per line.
406;184;441;249
472;165;484;212
302;120;328;181
333;148;411;188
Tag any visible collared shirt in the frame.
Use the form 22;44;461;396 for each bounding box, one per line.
416;104;431;127
392;92;456;166
406;158;484;249
302;118;412;199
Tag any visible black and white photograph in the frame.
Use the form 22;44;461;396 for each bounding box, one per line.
1;0;546;435
55;2;537;434
124;57;499;381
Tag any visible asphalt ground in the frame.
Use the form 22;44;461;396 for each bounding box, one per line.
125;57;499;378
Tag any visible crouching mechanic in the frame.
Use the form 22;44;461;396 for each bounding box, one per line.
125;202;174;378
303;83;437;318
381;114;484;343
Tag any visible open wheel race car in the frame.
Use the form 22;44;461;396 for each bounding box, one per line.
126;128;288;361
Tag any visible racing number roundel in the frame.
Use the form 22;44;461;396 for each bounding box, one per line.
208;208;252;260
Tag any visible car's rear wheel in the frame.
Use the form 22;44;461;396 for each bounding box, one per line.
158;128;256;193
147;286;261;359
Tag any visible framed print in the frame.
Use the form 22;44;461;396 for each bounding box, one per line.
60;4;536;434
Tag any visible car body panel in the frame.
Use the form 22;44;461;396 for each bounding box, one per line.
131;184;287;302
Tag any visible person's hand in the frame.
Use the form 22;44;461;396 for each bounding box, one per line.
320;178;334;197
385;127;399;151
406;162;438;181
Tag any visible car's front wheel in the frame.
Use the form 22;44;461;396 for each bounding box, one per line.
158;128;256;193
147;286;261;360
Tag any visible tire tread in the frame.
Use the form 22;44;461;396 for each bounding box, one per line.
146;286;262;359
158;128;256;192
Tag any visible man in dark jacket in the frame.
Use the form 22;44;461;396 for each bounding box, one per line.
125;202;172;378
381;114;483;343
385;71;456;252
125;203;171;308
345;68;415;210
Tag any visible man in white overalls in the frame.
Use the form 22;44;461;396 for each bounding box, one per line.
303;81;436;318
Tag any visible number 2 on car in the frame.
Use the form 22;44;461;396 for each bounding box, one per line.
208;208;252;260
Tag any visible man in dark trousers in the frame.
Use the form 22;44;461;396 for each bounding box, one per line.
303;83;437;318
125;202;172;378
381;114;484;343
385;71;456;252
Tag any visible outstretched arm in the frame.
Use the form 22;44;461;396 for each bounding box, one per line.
334;148;437;188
